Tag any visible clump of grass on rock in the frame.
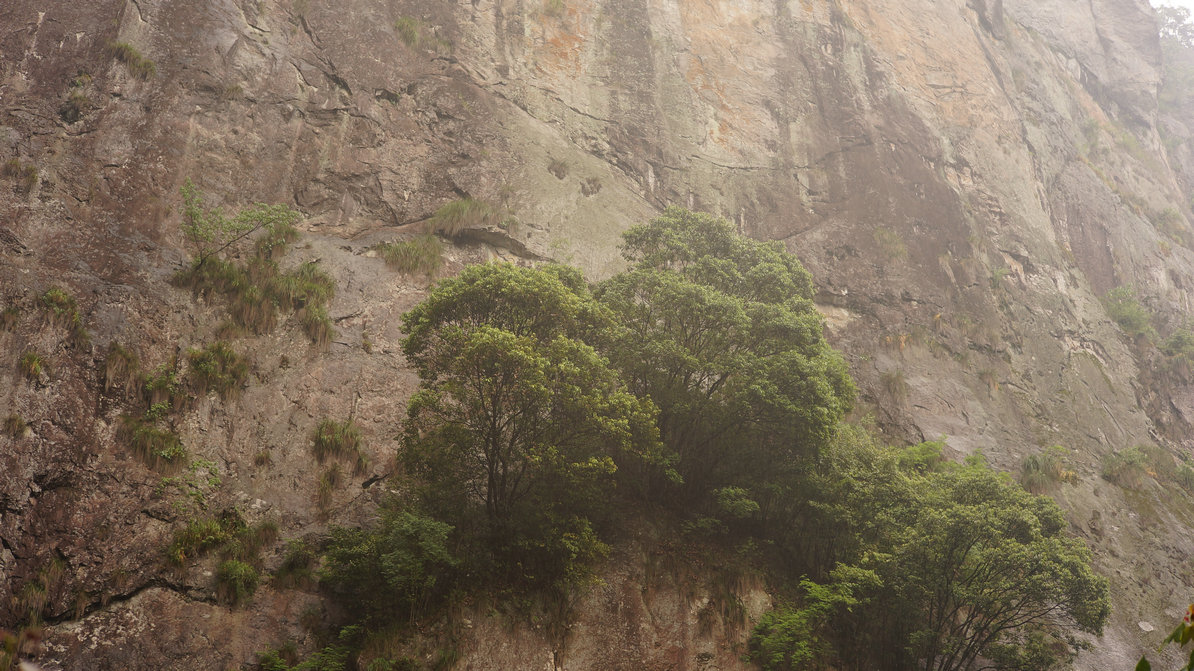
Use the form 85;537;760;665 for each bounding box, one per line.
3;414;27;438
117;414;185;471
312;418;367;474
186;341;248;400
216;560;259;606
18;351;47;383
377;234;443;276
427;197;502;237
104;341;142;400
0;305;19;331
109;41;156;79
1102;446;1149;489
39;287;89;348
172;181;335;346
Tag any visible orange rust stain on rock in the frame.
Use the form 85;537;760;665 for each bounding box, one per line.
682;55;728;109
715;117;733;144
675;0;784;152
546;30;584;67
531;5;589;77
681;49;740;146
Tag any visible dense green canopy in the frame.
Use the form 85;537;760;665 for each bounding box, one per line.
597;207;853;501
400;262;658;589
753;434;1110;671
318;207;1110;671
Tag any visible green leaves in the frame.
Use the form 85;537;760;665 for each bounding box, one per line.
404;324;650;518
384;206;1108;671
1146;609;1194;671
180;178;303;267
401;263;612;377
400;262;659;590
619;206;814;303
402;210;852;536
174;180;332;344
321;510;456;621
398;210;854;590
185;341;247;399
749;566;877;670
763;431;1110;671
1168;622;1194;647
598;208;853;503
215;559;259;606
862;456;1107;670
1103;285;1155;341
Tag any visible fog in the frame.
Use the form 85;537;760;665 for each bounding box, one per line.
1155;0;1194;16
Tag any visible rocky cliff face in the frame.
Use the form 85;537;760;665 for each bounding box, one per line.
3;0;1194;668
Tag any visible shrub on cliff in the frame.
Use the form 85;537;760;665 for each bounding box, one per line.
186;341;248;400
0;304;19;331
39;286;89;347
3;158;38;194
18;351;46;383
1102;446;1150;488
104;341;141;399
109;41;156;79
311;418;367;475
3;414;27;438
216;560;259;606
118;415;185;470
321;509;457;621
174;179;335;345
426;197;504;237
1104;286;1155;341
1020;445;1077;493
377;235;443;276
178;178;301;271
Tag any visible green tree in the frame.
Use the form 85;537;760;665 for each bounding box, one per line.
1159;7;1194;49
596;207;854;505
179;178;301;269
400;262;611;369
777;424;922;579
886;463;1108;671
400;263;660;588
759;437;1108;671
749;565;879;671
321;509;457;621
836;448;1109;671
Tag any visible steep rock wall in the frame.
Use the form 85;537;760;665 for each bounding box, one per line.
2;0;1194;668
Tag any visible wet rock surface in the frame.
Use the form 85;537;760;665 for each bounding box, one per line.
2;0;1194;667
